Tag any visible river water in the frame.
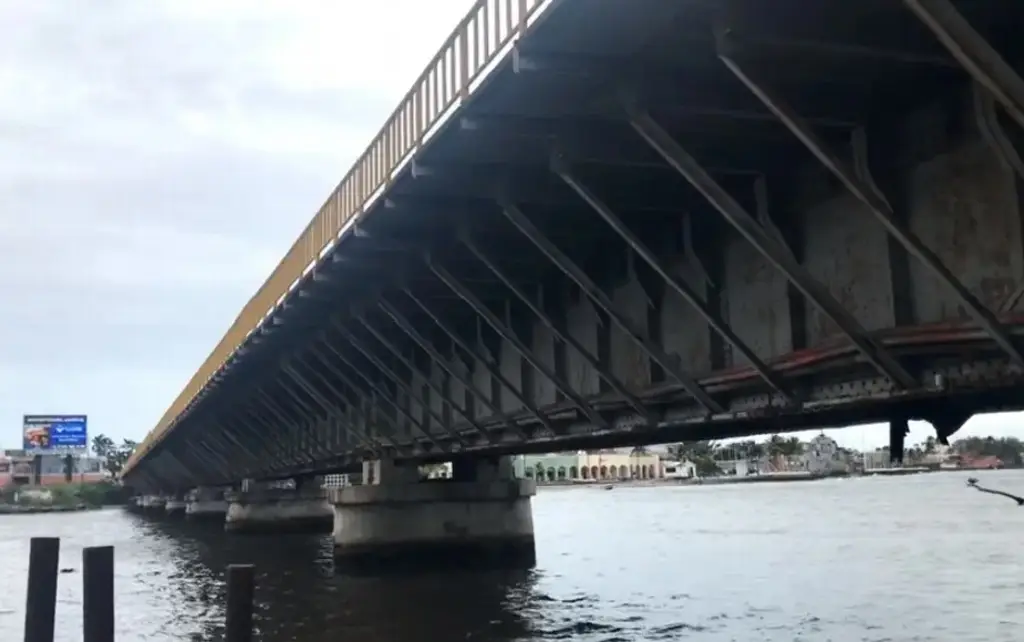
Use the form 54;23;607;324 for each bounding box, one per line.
0;469;1021;641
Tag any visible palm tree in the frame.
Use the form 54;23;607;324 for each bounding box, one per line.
783;436;804;456
669;440;718;461
923;435;937;454
733;440;765;459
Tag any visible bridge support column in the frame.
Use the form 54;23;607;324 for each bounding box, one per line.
920;405;971;446
185;487;229;522
138;495;166;515
224;480;333;534
889;417;908;465
330;456;536;573
164;495;187;518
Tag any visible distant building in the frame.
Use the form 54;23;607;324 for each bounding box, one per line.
920;444;952;465
662;460;696;479
0;452;106;487
958;454;1003;470
862;449;892;470
513;451;665;482
803;434;843;475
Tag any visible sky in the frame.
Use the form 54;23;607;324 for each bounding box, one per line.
0;0;475;450
750;413;1024;452
1;1;1021;455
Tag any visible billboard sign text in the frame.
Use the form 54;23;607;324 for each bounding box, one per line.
22;415;88;453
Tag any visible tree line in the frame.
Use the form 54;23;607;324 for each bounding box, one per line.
950;436;1023;467
666;435;808;476
667;433;1024;476
90;434;138;478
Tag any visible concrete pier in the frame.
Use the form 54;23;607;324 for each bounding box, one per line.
330;457;536;572
138;495;166;515
224;486;333;534
186;488;229;522
164;497;187;517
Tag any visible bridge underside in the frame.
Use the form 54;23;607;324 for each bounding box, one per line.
127;0;1024;491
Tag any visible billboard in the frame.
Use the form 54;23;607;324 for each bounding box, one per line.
22;415;88;453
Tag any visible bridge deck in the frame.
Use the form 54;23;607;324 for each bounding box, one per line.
124;0;1024;490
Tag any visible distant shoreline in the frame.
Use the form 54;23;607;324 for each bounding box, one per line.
0;503;95;516
535;466;1002;491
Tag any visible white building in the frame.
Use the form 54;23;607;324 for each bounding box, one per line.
661;460;696;479
804;434;842;475
513;451;665;482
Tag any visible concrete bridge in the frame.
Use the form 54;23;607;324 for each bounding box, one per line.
122;0;1024;568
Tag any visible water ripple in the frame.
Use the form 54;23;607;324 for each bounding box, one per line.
0;470;1020;641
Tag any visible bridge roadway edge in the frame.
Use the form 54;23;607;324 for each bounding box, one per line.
122;0;1024;492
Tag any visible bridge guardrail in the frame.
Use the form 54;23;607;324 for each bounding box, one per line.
126;0;554;473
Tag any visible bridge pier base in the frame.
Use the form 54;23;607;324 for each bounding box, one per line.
889;418;909;465
330;457;536;573
186;488;229;522
224;483;333;534
138;495;166;515
164;496;187;518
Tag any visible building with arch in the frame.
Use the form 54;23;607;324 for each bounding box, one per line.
512;451;665;483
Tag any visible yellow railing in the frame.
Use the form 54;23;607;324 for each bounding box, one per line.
124;0;553;474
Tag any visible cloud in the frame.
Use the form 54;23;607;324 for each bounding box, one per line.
0;0;474;448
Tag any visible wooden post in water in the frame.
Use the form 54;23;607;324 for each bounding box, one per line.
82;546;115;642
23;537;60;642
225;564;255;642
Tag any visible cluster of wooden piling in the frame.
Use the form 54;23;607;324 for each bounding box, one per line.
22;537;256;642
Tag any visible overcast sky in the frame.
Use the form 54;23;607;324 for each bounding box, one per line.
0;0;473;450
1;1;1021;455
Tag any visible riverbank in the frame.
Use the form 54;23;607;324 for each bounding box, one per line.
0;503;91;515
863;466;932;476
535;466;954;491
535;472;829;490
0;481;128;516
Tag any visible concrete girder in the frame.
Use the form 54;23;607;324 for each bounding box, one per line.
269;371;343;455
288;350;408;455
457;228;656;425
329;319;485;444
624;105;919;391
268;371;350;462
215;411;300;477
173;438;230;484
397;291;559;436
232;397;309;467
428;256;606;432
281;362;385;458
202;426;263;476
902;0;1024;130
973;81;1024;189
510;39;954;95
373;300;531;441
551;154;795;406
316;336;451;454
351;314;499;443
716;27;1024;371
498;199;726;414
330;320;483;444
